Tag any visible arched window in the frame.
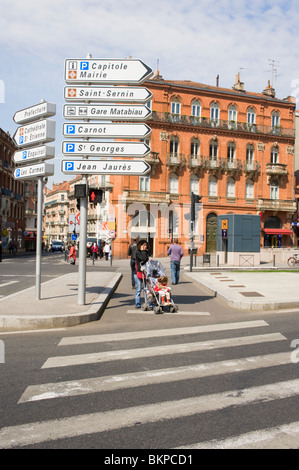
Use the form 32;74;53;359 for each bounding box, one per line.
210;102;220;125
245;179;254;199
271;145;279;164
228;105;237;122
190;174;199;195
247;107;256;124
246;144;254;164
191;138;200;157
191;99;201;117
171;98;181;115
208;176;218;196
170;136;179;156
227;141;236;162
270;180;279;200
227;177;235;198
271;111;280;128
209;139;218;160
169;173;178;193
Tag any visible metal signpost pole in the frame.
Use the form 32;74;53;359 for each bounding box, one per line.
78;176;87;305
35;176;44;299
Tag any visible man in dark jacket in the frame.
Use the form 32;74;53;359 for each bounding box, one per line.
134;239;149;308
128;237;139;288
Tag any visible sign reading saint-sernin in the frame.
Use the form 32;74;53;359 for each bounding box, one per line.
64;59;153;85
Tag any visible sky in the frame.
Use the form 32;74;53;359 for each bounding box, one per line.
1;0;299;188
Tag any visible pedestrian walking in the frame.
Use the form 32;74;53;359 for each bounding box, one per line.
92;243;98;262
135;239;149;308
167;238;184;284
128;237;139;289
68;243;76;265
103;243;111;260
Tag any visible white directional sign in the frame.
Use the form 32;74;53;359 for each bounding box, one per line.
61;159;151;175
13;119;56;148
64;86;152;103
63;104;151;121
64;59;153;85
13;101;56;125
13;162;54;180
63;122;152;139
13;144;55;164
62;141;151;157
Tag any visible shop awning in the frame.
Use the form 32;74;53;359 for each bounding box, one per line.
263;228;293;235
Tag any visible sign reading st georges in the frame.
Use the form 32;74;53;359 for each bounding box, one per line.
65;59;153;84
62;141;150;157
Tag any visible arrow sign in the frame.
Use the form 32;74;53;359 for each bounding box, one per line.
13;119;56;148
61;159;151;175
64;58;153;85
62;141;151;157
13;162;54;180
64;86;152;103
13;144;55;164
63;104;151;121
13;101;56;124
63;122;152;139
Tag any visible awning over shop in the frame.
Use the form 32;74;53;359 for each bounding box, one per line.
263;228;293;235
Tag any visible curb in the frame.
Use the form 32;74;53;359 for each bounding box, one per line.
0;273;122;332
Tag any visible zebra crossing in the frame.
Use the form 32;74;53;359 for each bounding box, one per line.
1;319;299;449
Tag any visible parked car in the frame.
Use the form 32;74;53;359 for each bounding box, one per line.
51;240;64;252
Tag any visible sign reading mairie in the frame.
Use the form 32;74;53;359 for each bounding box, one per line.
65;59;153;85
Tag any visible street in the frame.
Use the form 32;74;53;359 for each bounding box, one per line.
0;255;299;449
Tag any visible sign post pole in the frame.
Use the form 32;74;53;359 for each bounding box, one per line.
35;176;44;299
78;175;88;305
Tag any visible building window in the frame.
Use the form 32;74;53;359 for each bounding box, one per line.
191;138;200;157
209;140;218;160
227;142;236;162
169;173;178;193
210;102;220;124
247;107;256;124
245;179;254;199
246;144;254;164
271;111;280;128
171;100;181;115
190;174;199;195
208;176;217;196
227;177;235;198
271;146;279;164
139;175;150;191
228;105;237;122
170;136;179;156
270;180;279;199
191;100;201;117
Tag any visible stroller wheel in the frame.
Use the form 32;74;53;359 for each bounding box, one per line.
154;306;163;314
170;304;178;313
141;303;149;311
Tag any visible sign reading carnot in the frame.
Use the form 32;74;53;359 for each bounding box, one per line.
63;122;152;139
62;159;150;175
65;59;153;84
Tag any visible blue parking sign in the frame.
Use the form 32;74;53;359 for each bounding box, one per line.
65;143;75;153
66;125;75;134
65;162;74;171
80;61;89;70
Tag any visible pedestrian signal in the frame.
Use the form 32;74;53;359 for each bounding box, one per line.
89;188;103;204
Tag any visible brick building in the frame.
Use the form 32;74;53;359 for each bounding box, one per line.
110;71;296;258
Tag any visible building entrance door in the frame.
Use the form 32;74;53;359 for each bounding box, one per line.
206;213;217;252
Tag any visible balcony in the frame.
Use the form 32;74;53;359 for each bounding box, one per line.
149;112;295;138
187;155;206;174
223;159;242;175
166;153;185;171
144;151;160;175
257;198;296;214
266;163;288;184
243;161;260;177
204;157;224;175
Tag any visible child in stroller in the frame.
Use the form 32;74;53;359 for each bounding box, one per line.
141;259;178;314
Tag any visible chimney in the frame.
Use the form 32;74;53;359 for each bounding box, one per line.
262;80;275;98
232;72;245;92
216;74;219;87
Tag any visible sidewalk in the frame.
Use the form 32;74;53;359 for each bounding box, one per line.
0;255;299;332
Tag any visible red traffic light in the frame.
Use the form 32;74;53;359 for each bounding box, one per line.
88;188;103;204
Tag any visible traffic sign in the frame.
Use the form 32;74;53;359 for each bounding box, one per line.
62;141;150;157
64;86;152;103
64;59;153;85
13;101;56;125
63;104;151;121
13;162;54;180
63;122;152;139
13;144;55;164
61;159;151;175
13;119;56;148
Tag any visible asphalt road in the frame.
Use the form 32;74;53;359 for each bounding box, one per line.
0;255;299;450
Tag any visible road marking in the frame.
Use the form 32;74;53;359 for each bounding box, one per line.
58;320;269;346
19;351;291;403
2;378;299;448
43;332;285;369
0;281;18;288
126;309;211;316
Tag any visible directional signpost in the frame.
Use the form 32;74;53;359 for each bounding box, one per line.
63;122;152;139
61;159;150;175
64;86;152;103
62;141;150;157
62;56;153;305
13;100;56;300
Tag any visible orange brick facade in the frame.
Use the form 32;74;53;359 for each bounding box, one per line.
110;74;296;258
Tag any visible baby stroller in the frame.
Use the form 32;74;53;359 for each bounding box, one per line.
141;259;178;314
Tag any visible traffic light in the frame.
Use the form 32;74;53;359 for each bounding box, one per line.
191;192;202;221
89;188;103;205
76;199;80;211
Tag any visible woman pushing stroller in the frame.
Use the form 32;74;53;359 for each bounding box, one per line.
134;239;149;309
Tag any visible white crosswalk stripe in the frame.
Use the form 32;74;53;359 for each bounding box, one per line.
2;319;299;448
